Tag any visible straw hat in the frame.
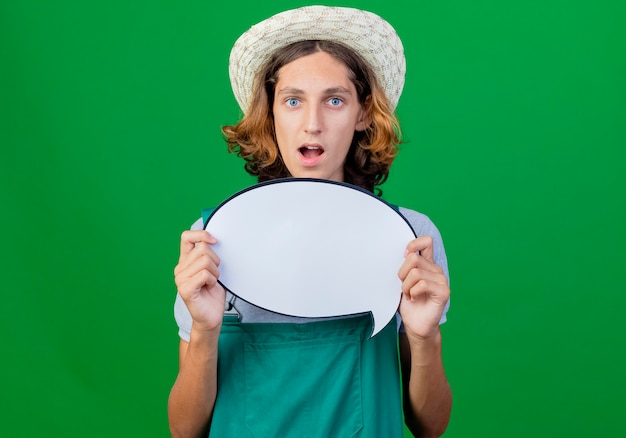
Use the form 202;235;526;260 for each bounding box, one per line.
229;5;406;113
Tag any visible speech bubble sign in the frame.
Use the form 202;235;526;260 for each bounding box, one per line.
205;178;416;337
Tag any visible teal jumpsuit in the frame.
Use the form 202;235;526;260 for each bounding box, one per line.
200;208;406;437
209;314;404;437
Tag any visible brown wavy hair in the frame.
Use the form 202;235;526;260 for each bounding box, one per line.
222;40;401;194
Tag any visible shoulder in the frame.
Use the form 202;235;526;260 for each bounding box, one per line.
397;206;442;239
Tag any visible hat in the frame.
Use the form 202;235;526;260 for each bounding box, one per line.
228;5;406;113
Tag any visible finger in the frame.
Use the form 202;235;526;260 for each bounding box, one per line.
179;230;217;257
405;235;434;263
401;267;447;296
175;253;221;291
398;249;443;282
402;280;450;306
190;252;221;279
190;242;221;266
175;248;221;279
398;252;419;281
176;269;219;297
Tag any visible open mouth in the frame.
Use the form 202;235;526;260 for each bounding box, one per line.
299;145;324;159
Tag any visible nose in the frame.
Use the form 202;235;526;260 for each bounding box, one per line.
304;103;322;134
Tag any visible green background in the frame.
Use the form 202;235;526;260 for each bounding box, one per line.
1;0;624;436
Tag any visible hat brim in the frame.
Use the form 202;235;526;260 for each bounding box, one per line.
228;6;406;113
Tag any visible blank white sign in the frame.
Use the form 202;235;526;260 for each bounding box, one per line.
205;179;416;337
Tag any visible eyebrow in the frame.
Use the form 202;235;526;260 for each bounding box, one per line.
276;86;353;96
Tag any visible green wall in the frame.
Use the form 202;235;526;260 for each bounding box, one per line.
1;1;624;436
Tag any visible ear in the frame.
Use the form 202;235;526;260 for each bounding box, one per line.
355;96;372;132
355;113;371;132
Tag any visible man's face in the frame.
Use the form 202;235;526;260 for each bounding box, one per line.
272;50;368;182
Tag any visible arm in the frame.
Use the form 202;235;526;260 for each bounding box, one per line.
397;235;452;437
168;230;226;438
399;330;451;437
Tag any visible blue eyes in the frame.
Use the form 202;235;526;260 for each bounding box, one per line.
284;97;343;107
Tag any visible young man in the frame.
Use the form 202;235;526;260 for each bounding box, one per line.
169;6;451;437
